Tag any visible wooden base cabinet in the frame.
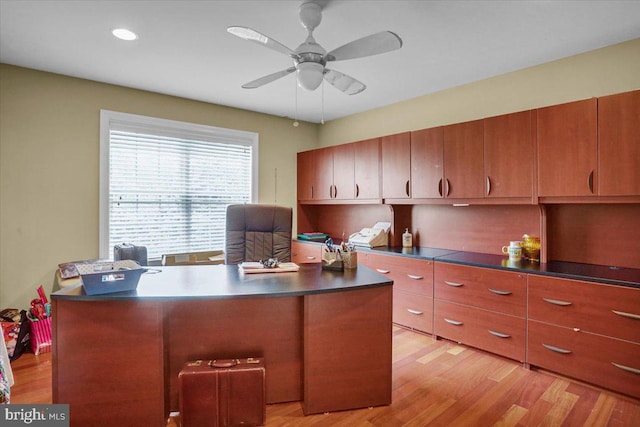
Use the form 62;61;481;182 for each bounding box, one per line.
360;252;434;333
292;240;322;264
434;300;526;362
434;262;527;362
528;321;640;399
528;275;640;398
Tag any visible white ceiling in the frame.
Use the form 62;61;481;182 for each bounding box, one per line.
1;0;639;123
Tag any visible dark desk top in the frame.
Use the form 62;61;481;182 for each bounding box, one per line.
52;263;393;301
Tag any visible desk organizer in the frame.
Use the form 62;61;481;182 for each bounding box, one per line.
77;260;146;295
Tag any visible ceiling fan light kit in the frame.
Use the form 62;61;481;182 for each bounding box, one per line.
227;1;402;95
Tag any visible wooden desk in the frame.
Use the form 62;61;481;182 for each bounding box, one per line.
52;264;392;426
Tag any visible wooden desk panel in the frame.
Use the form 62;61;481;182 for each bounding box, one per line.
166;297;303;408
52;300;165;427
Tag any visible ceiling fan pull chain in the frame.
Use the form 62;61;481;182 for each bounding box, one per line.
293;80;299;127
321;79;325;125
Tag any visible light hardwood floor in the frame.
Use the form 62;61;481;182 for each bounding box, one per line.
9;327;640;426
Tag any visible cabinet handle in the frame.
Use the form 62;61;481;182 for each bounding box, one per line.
486;176;491;196
333;185;338;199
438;178;443;197
611;362;640;375
405;180;410;197
306;256;316;260
488;330;511;338
588;170;594;194
542;343;572;354
311;186;314;199
612;309;640;320
444;280;463;287
355;184;360;198
445;179;451;197
543;297;572;306
407;309;423;315
444;318;463;326
407;274;424;280
376;269;390;274
488;288;512;296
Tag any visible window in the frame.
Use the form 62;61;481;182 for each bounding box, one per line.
100;110;258;261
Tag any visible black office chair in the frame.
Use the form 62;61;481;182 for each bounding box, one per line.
224;204;292;265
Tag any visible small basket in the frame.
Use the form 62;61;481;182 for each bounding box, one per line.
321;251;343;271
77;260;146;295
29;316;52;355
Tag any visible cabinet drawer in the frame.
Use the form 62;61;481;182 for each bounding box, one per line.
393;289;433;333
362;252;433;296
291;241;322;264
434;263;526;317
528;320;640;399
434;300;525;362
528;275;640;343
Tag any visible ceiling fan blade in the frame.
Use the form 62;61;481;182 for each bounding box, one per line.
326;31;402;62
242;67;296;89
324;69;366;95
227;26;298;59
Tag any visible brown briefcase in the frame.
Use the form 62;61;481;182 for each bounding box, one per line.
179;358;266;427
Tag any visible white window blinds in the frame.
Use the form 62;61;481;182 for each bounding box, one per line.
100;110;258;261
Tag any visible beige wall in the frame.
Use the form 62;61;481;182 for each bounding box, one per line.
0;65;317;308
318;38;640;147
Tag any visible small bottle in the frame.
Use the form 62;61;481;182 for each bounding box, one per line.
402;228;413;248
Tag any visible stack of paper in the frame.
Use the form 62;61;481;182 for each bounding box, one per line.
239;262;300;274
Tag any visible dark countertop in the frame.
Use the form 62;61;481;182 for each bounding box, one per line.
52;263;393;301
433;250;640;288
298;240;640;288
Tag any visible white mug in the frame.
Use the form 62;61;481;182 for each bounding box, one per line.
502;241;523;261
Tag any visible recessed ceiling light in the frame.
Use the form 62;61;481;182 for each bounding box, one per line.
112;28;138;41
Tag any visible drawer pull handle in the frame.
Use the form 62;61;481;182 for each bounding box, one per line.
444;281;463;287
488;288;512;296
543;298;572;306
542;343;572;354
611;362;640;375
612;310;640;320
306;256;316;260
407;274;424;280
376;269;390;274
407;309;423;316
488;330;511;338
444;318;463;326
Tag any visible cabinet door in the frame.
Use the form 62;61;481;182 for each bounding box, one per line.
484;111;534;198
353;138;380;200
315;148;334;200
381;132;411;199
297;150;316;201
443;120;484;198
537;98;597;197
410;127;444;198
331;144;355;200
598;90;640;196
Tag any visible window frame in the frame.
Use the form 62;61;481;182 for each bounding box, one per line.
99;109;259;260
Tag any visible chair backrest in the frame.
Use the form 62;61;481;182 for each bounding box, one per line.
224;204;292;265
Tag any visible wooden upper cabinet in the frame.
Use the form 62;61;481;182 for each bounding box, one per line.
443;119;484;198
484;111;534;198
315;148;335;200
331;143;355;200
353;138;381;200
537;98;597;197
297;150;316;201
381;132;411;199
598;90;640;196
410;127;444;199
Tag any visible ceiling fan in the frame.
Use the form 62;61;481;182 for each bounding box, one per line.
227;1;402;95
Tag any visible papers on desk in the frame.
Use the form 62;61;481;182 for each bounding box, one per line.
239;262;300;274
